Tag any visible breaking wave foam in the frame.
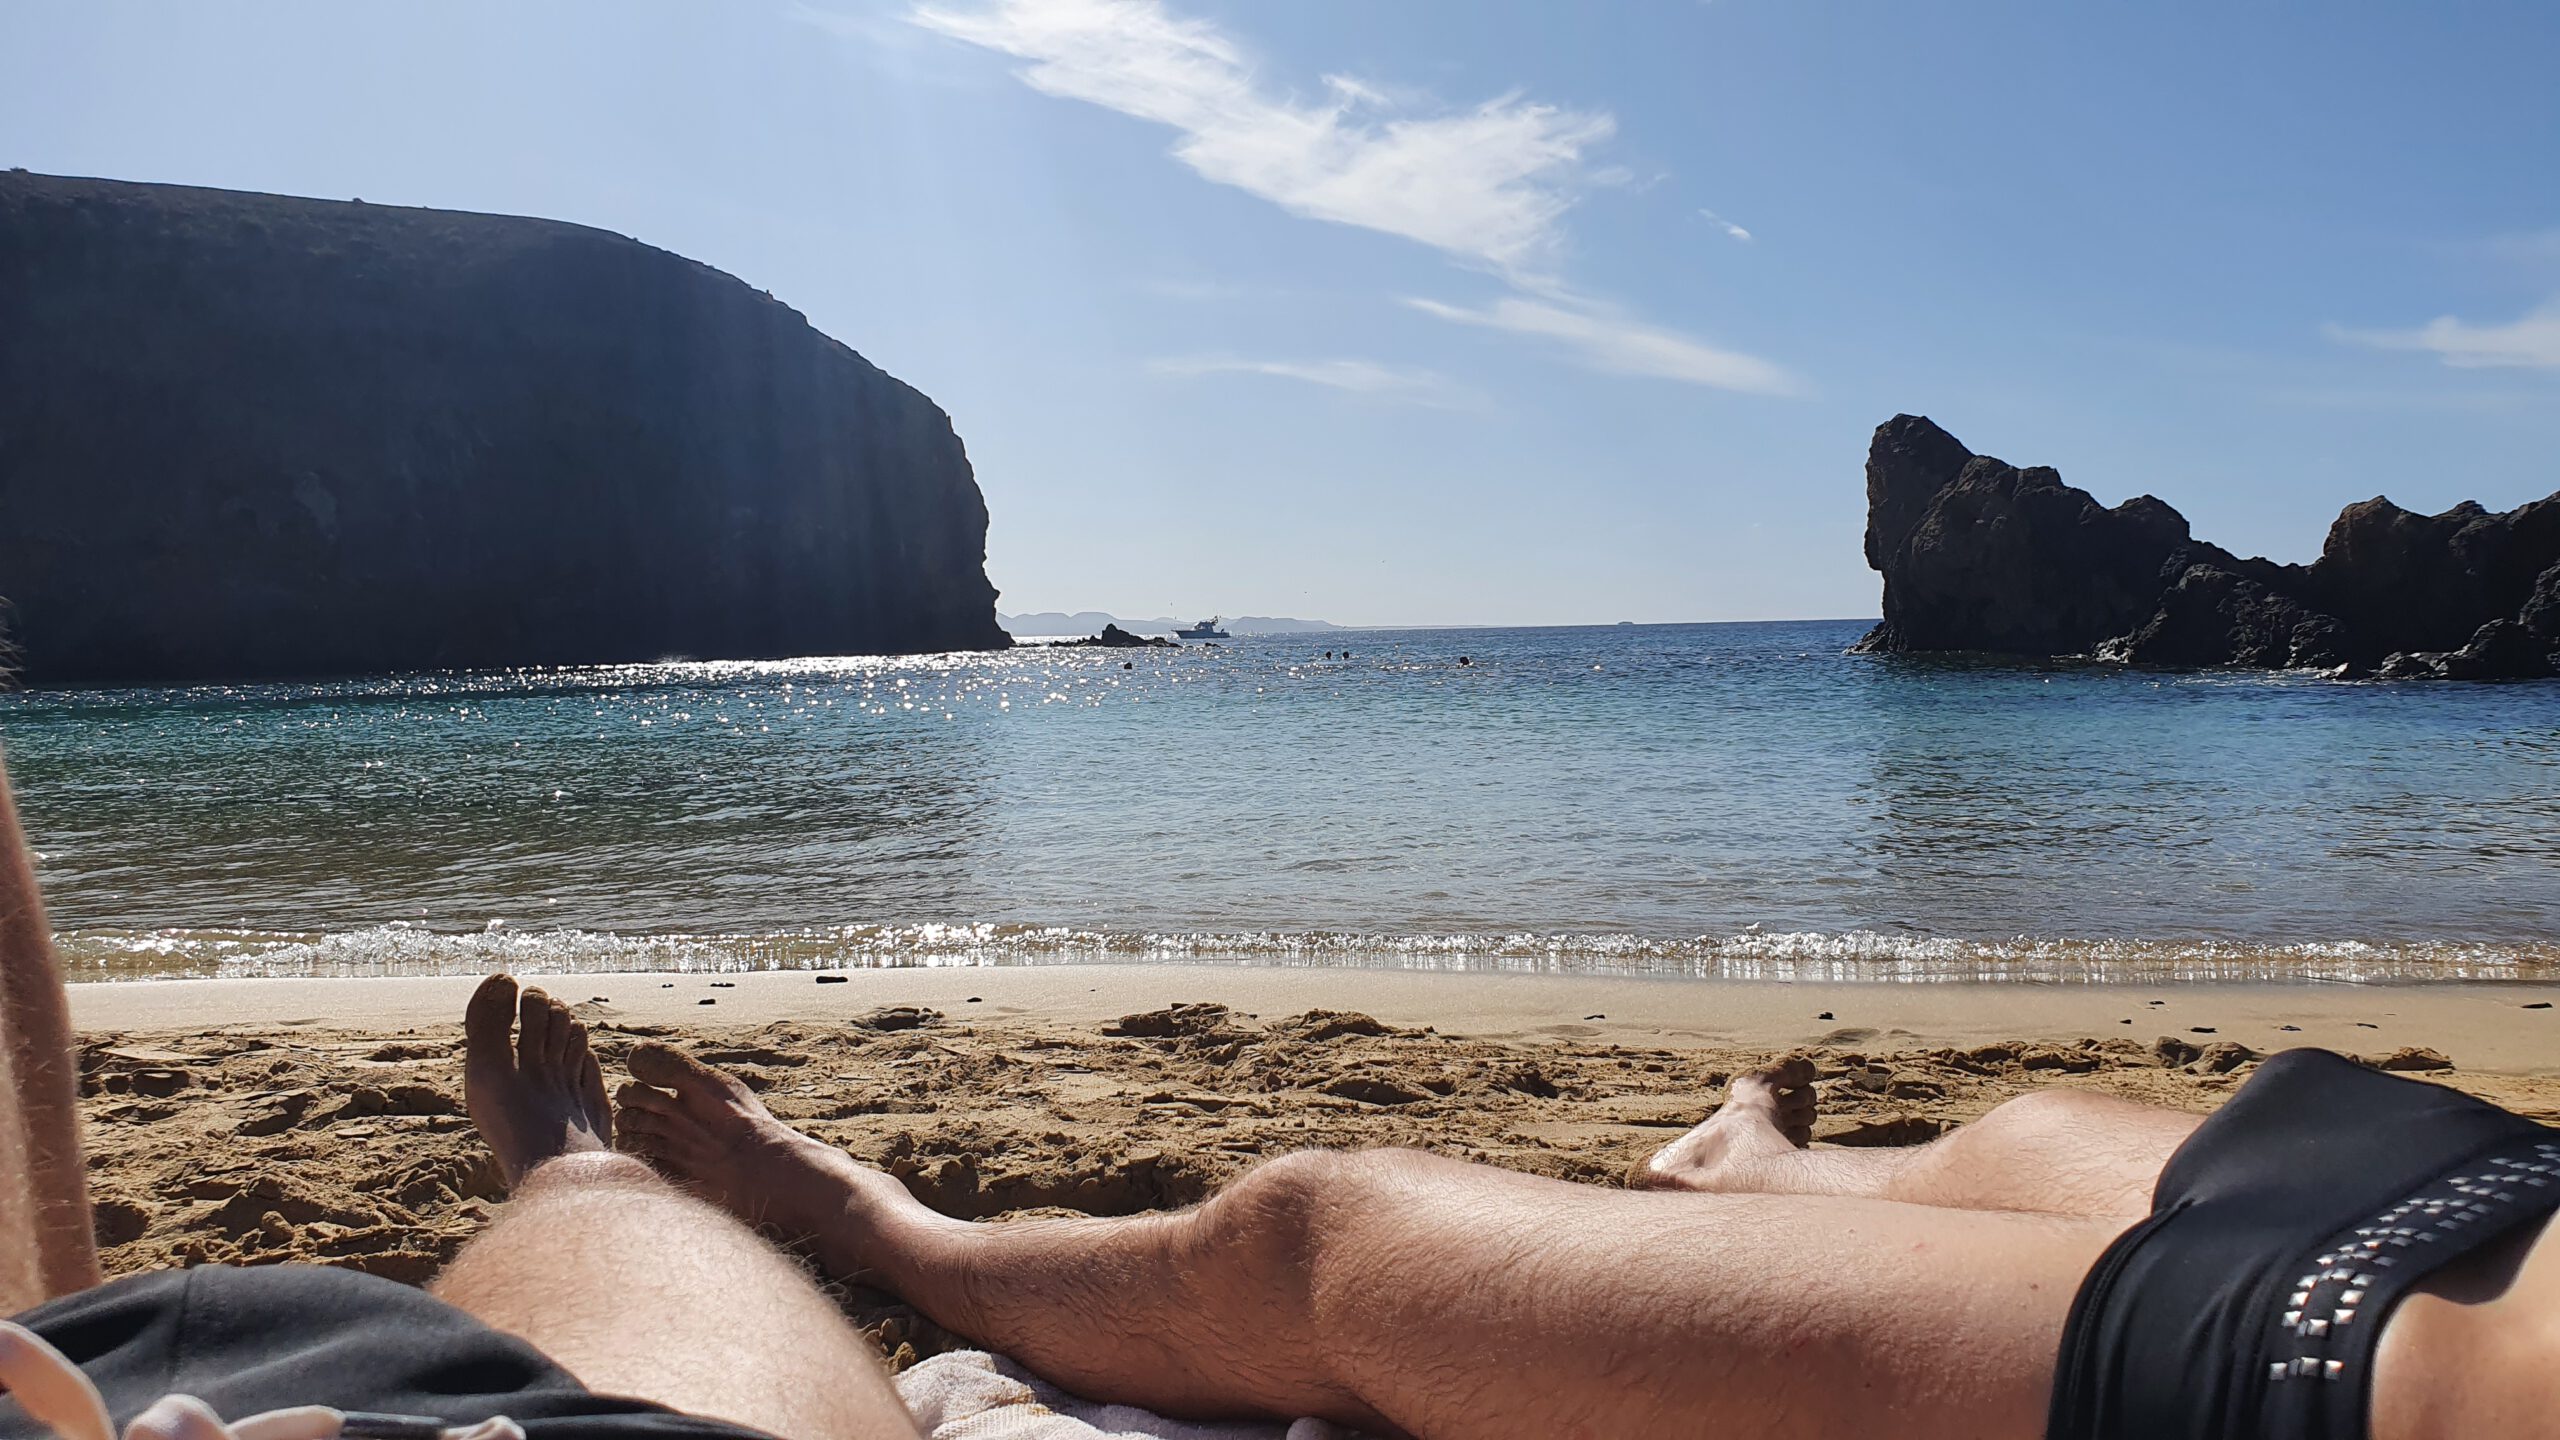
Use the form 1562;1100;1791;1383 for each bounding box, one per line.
54;922;2560;985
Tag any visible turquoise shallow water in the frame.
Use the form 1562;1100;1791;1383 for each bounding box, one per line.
5;620;2557;982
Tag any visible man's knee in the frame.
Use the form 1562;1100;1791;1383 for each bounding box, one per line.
1197;1149;1428;1294
1973;1087;2129;1137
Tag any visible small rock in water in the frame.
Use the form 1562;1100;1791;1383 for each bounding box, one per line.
814;975;848;985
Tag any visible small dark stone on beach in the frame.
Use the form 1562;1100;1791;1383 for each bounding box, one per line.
2279;1024;2301;1031
2188;1026;2216;1034
2527;1002;2553;1010
2119;1018;2132;1024
967;997;983;1003
698;998;716;1006
661;983;674;988
711;982;735;988
1817;1012;1834;1021
1584;1014;1606;1021
2146;1000;2165;1007
2355;1022;2378;1029
814;975;848;984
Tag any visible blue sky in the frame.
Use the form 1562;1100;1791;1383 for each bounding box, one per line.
5;1;2556;626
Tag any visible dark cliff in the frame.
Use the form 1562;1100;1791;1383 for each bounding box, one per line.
1855;415;2560;680
0;171;1009;684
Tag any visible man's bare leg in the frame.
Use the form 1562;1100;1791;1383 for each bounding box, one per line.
0;758;100;1315
1633;1058;2202;1220
619;1044;2119;1440
432;976;919;1440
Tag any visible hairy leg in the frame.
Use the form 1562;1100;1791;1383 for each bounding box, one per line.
622;1044;2117;1440
433;977;918;1440
0;758;99;1315
1636;1059;2202;1220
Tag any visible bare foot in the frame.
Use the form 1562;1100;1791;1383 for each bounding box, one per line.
1632;1056;1818;1192
463;974;613;1188
615;1042;918;1275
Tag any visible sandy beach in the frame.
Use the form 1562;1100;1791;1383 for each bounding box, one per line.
69;966;2560;1363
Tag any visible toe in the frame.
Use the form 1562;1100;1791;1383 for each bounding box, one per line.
518;988;557;1072
630;1042;750;1115
543;997;585;1070
579;1047;612;1143
615;1080;680;1117
466;974;520;1069
1773;1055;1820;1091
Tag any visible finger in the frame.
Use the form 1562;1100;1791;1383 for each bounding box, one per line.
0;1321;116;1440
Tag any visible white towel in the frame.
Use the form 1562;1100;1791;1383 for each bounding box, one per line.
894;1350;1357;1440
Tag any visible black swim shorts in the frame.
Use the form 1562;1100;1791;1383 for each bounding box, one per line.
2046;1047;2560;1440
1;1265;773;1440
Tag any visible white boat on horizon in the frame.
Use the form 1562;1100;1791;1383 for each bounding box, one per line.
1174;616;1229;639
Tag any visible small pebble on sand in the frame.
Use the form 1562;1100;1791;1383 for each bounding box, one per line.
1817;1012;1834;1021
2189;1026;2217;1034
698;998;716;1006
815;975;848;985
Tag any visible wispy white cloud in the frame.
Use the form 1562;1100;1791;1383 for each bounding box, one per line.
897;0;1792;394
908;0;1609;283
1698;208;1753;242
2329;298;2560;370
1149;354;1477;407
1404;295;1799;395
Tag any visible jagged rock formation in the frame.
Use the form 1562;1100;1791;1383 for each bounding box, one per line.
1057;624;1176;649
0;172;1008;684
1855;415;2560;680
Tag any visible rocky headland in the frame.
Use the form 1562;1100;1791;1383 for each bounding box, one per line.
0;171;1008;684
1855;415;2560;680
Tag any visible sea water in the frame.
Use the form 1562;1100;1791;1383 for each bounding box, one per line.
5;620;2556;983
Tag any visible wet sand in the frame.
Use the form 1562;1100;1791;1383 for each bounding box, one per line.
70;967;2560;1364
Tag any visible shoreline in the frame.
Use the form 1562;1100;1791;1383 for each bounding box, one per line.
71;964;2560;1072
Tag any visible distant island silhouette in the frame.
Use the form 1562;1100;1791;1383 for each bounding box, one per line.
1000;612;1344;637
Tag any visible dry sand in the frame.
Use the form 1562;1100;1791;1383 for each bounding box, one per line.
69;966;2560;1363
